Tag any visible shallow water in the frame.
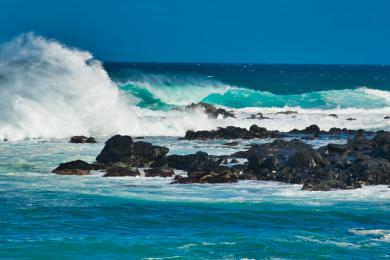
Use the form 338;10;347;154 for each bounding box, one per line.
1;138;389;259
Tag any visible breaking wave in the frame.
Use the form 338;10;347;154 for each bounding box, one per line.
0;33;389;140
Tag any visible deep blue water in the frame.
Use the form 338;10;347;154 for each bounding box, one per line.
1;138;390;259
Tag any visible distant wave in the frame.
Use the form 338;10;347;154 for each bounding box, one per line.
120;79;390;110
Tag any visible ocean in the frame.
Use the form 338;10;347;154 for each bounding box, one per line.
0;34;390;259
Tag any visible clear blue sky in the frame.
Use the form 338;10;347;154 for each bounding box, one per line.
0;0;389;64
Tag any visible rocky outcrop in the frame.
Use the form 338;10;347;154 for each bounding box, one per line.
96;135;169;167
52;160;93;175
172;166;239;184
186;102;235;119
184;125;282;140
69;136;97;143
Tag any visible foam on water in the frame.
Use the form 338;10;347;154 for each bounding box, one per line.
1;33;390;141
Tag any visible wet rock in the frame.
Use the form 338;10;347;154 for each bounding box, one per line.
184;125;281;140
243;139;323;183
103;166;140;177
144;167;175;177
96;135;169;167
290;124;320;137
328;114;338;118
246;113;270;120
69;136;97;143
173;167;239;184
52;160;92;175
346;117;356;121
167;151;218;171
186;102;235;118
96;135;134;164
384;116;390;119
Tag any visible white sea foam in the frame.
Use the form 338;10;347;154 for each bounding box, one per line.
349;229;390;243
1;33;390;141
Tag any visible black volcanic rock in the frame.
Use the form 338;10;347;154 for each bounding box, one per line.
69;136;97;143
173;166;239;184
96;135;134;164
96;135;169;167
186;102;235;118
103;166;140;177
52;160;92;175
184;125;281;140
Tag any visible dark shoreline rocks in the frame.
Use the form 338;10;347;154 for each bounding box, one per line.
185;102;235;119
52;128;390;190
184;125;282;140
69;136;97;143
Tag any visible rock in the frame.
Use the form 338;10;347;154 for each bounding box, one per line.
223;141;239;146
167;151;218;171
132;141;169;167
246;113;270;120
290;124;320;137
134;136;145;139
276;111;298;115
328;114;338;118
184;125;281;140
52;160;92;175
346;117;356;121
384;116;390;119
186;103;235;119
173;167;239;184
69;136;97;143
243;139;323;183
103;166;140;177
96;135;169;167
144;167;175;177
96;135;134;164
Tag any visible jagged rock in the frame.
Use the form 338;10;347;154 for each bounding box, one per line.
167;151;218;171
96;135;134;164
52;160;92;175
184;125;281;140
186;102;235;118
69;136;97;143
144;167;175;177
328;114;338;118
96;135;169;167
243;139;323;184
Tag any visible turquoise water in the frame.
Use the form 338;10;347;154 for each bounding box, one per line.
1;138;390;259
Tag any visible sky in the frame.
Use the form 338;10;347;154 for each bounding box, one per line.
0;0;389;64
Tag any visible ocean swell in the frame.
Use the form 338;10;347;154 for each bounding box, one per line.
1;33;390;141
